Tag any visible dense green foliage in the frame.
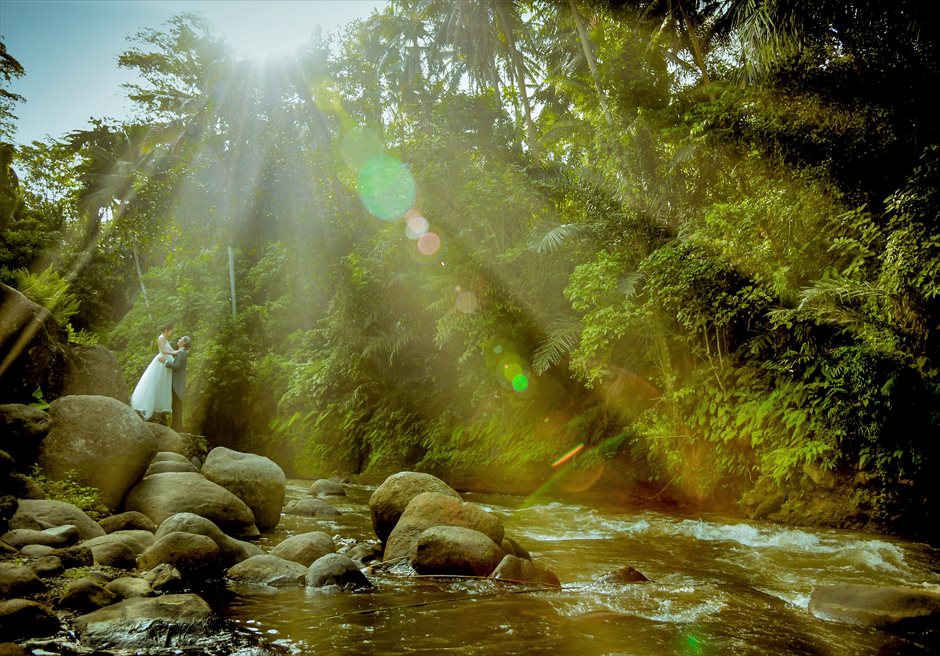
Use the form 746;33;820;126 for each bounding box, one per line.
2;0;938;532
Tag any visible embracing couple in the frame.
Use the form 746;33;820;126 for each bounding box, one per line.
130;323;192;432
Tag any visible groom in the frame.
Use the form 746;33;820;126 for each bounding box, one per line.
165;335;192;432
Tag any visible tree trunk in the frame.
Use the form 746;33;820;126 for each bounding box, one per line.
569;0;612;125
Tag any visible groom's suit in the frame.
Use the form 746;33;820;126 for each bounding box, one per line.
166;347;189;432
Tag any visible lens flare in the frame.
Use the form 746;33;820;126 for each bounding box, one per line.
339;126;384;171
512;374;529;391
551;443;585;468
456;291;477;314
405;210;429;240
417;231;441;255
358;155;416;221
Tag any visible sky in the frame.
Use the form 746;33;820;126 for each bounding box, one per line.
0;0;388;145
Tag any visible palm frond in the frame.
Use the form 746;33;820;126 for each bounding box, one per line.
528;221;592;254
533;318;582;375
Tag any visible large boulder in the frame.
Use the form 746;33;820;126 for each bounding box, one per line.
809;584;940;628
369;472;460;543
154;513;262;567
124;472;259;538
201;447;286;531
268;531;335;567
412;526;505;577
136;531;222;578
226;555;307;587
38;395;159;510
0;404;50;468
384;491;504;563
141;424;201;460
73;594;214;651
8;499;104;540
63;344;129;403
0;282;70;405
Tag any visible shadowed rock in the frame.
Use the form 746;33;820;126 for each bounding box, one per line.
136;531;222;578
201;447;286;531
269;531;335;567
809;584;940;628
99;511;157;534
154;513;262;567
73;593;213;651
226;554;307;587
0;599;60;641
412;526;505;577
9;499;104;540
306;553;372;589
491;554;560;587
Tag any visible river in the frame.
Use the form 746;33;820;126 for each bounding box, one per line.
217;479;940;655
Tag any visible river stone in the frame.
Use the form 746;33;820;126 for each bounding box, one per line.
151;451;193;465
0;599;60;641
346;541;384;565
99;510;157;534
145;459;199;476
136;531;222;578
309;479;347;497
284;498;341;517
0;562;45;597
30;555;63;578
201;447;286;531
19;543;53;559
38;395;160;510
155;512;263;567
595;565;649;584
73;593;213;650
491;554;561;587
305;553;372;589
141;423;191;457
51;544;93;568
1;524;77;549
413;526;505;577
369;471;461;544
142;563;183;593
809;583;940;628
0;404;50;469
125;472;260;538
384;491;504;563
106;576;152;599
268;531;335;566
8;498;105;540
226;554;307;587
56;578;118;613
63;344;129;403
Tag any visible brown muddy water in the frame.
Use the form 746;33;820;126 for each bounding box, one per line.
217;480;940;655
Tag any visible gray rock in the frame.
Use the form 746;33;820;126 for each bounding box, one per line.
142;563;183;593
64;344;129;403
809;584;940;628
309;479;347;497
155;512;262;567
142;425;195;460
125;472;259;538
1;525;76;549
369;471;460;543
226;554;307;587
19;543;55;559
38;395;160;510
99;511;157;534
0;598;60;641
345;541;383;565
56;578;118;613
0;404;50;468
491;554;560;587
9;498;104;540
284;498;340;517
268;531;335;566
305;553;372;589
0;561;45;597
594;565;649;584
137;531;222;578
412;526;505;577
106;576;152;599
87;540;138;569
73;593;213;650
145;459;199;476
384;491;504;563
29;555;63;578
50;544;93;568
201;447;286;531
83;529;156;556
151;451;193;465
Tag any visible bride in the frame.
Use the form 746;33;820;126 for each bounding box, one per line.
130;323;179;420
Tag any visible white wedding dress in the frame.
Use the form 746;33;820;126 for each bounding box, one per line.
130;333;175;419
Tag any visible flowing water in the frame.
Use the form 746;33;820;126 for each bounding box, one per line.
218;480;940;655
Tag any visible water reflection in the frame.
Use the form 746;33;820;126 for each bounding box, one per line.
217;480;940;655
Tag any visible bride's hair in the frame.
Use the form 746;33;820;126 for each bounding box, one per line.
161;322;174;332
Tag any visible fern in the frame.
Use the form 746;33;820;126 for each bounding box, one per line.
533;318;581;374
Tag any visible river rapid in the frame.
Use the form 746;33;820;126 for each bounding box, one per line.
217;480;940;655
